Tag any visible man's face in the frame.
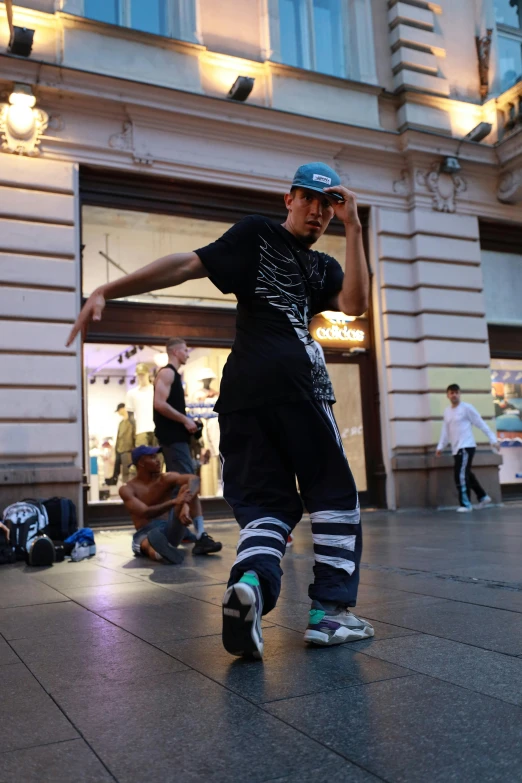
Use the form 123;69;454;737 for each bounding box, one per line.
117;408;126;419
447;389;461;406
139;454;161;473
284;187;335;245
172;342;190;366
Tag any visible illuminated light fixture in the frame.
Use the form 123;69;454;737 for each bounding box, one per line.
130;376;136;385
154;353;169;368
5;0;34;57
228;76;255;102
321;311;356;325
104;377;110;385
89;377;96;385
0;84;48;156
441;122;493;174
119;377;125;385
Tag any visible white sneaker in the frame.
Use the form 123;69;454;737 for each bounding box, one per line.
457;505;473;513
304;601;374;646
478;495;492;508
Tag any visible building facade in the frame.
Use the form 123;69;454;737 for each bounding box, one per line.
1;0;521;521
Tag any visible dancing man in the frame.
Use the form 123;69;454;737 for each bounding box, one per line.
68;162;374;658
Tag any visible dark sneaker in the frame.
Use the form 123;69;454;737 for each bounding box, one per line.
192;532;222;555
222;571;264;659
304;600;374;646
147;529;184;565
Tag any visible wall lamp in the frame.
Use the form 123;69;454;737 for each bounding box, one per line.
228;76;255;102
441;122;493;174
5;0;34;57
0;83;48;155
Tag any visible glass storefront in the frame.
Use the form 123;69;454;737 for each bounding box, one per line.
84;342;230;504
491;358;522;486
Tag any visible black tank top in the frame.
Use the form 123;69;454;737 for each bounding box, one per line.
153;364;190;445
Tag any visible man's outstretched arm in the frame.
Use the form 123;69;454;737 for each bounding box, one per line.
66;251;206;345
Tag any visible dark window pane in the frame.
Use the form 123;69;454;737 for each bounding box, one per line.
85;0;119;25
131;0;167;36
494;0;522;28
498;35;522;91
313;0;344;77
279;0;305;68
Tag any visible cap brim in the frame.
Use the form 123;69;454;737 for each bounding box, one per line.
294;184;344;202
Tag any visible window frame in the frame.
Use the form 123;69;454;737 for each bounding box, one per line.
62;0;199;44
264;0;377;85
495;1;522;92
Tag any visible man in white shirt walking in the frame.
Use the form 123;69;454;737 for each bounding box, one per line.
436;384;499;512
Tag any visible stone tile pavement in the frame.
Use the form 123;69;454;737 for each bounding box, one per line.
1;503;522;782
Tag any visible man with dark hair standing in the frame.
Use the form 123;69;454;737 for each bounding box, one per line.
67;162;374;659
436;383;499;512
154;337;222;556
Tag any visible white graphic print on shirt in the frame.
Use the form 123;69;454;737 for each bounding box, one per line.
255;234;335;402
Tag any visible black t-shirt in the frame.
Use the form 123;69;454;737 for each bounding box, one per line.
154;364;190;445
195;215;344;414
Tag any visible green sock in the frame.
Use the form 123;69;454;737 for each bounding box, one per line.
239;570;260;587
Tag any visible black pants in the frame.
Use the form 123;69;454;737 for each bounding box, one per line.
219;399;361;614
453;447;486;507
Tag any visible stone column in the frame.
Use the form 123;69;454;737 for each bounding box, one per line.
374;202;501;507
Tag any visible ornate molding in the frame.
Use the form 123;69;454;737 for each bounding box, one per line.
0;102;49;156
497;168;522;203
475;29;493;101
416;164;467;213
109;120;133;151
393;169;410;196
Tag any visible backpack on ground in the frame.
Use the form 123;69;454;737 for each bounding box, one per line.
42;497;78;542
2;501;48;558
26;534;56;567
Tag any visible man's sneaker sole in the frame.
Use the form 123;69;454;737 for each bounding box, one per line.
222;583;263;659
147;529;184;564
192;541;223;555
304;624;374;646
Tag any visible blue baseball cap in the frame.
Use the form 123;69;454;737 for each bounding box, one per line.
131;445;161;465
291;162;343;201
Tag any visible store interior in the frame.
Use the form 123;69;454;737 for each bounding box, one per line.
84;343;230;504
491;358;522;486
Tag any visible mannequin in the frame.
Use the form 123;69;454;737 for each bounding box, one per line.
126;363;157;447
106;402;135;486
194;368;218;401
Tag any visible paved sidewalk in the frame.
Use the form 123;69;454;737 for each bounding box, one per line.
1;504;522;782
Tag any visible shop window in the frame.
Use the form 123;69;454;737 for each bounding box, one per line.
491;359;522;486
326;361;367;491
82;206;236;308
494;0;522;92
67;0;198;42
84;343;230;505
267;0;377;83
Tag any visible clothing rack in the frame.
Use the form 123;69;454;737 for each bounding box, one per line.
186;402;218;419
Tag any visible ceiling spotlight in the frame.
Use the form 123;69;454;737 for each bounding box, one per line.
130;376;136;385
104;377;110;385
89;377;96;385
125;351;131;360
130;347;138;356
138;345;144;351
119;377;125;385
117;355;123;364
228;76;255;102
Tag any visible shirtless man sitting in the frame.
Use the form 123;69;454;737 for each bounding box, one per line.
120;445;222;564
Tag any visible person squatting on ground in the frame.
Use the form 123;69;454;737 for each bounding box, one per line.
436;384;499;512
67;161;375;659
153;337;221;555
119;445;222;563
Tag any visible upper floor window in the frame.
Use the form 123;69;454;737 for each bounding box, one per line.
268;0;377;83
494;0;522;92
70;0;197;42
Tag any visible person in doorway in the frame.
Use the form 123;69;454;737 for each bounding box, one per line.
120;445;206;564
67;161;374;659
153;338;222;555
126;363;157;447
436;383;499;512
106;403;135;486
